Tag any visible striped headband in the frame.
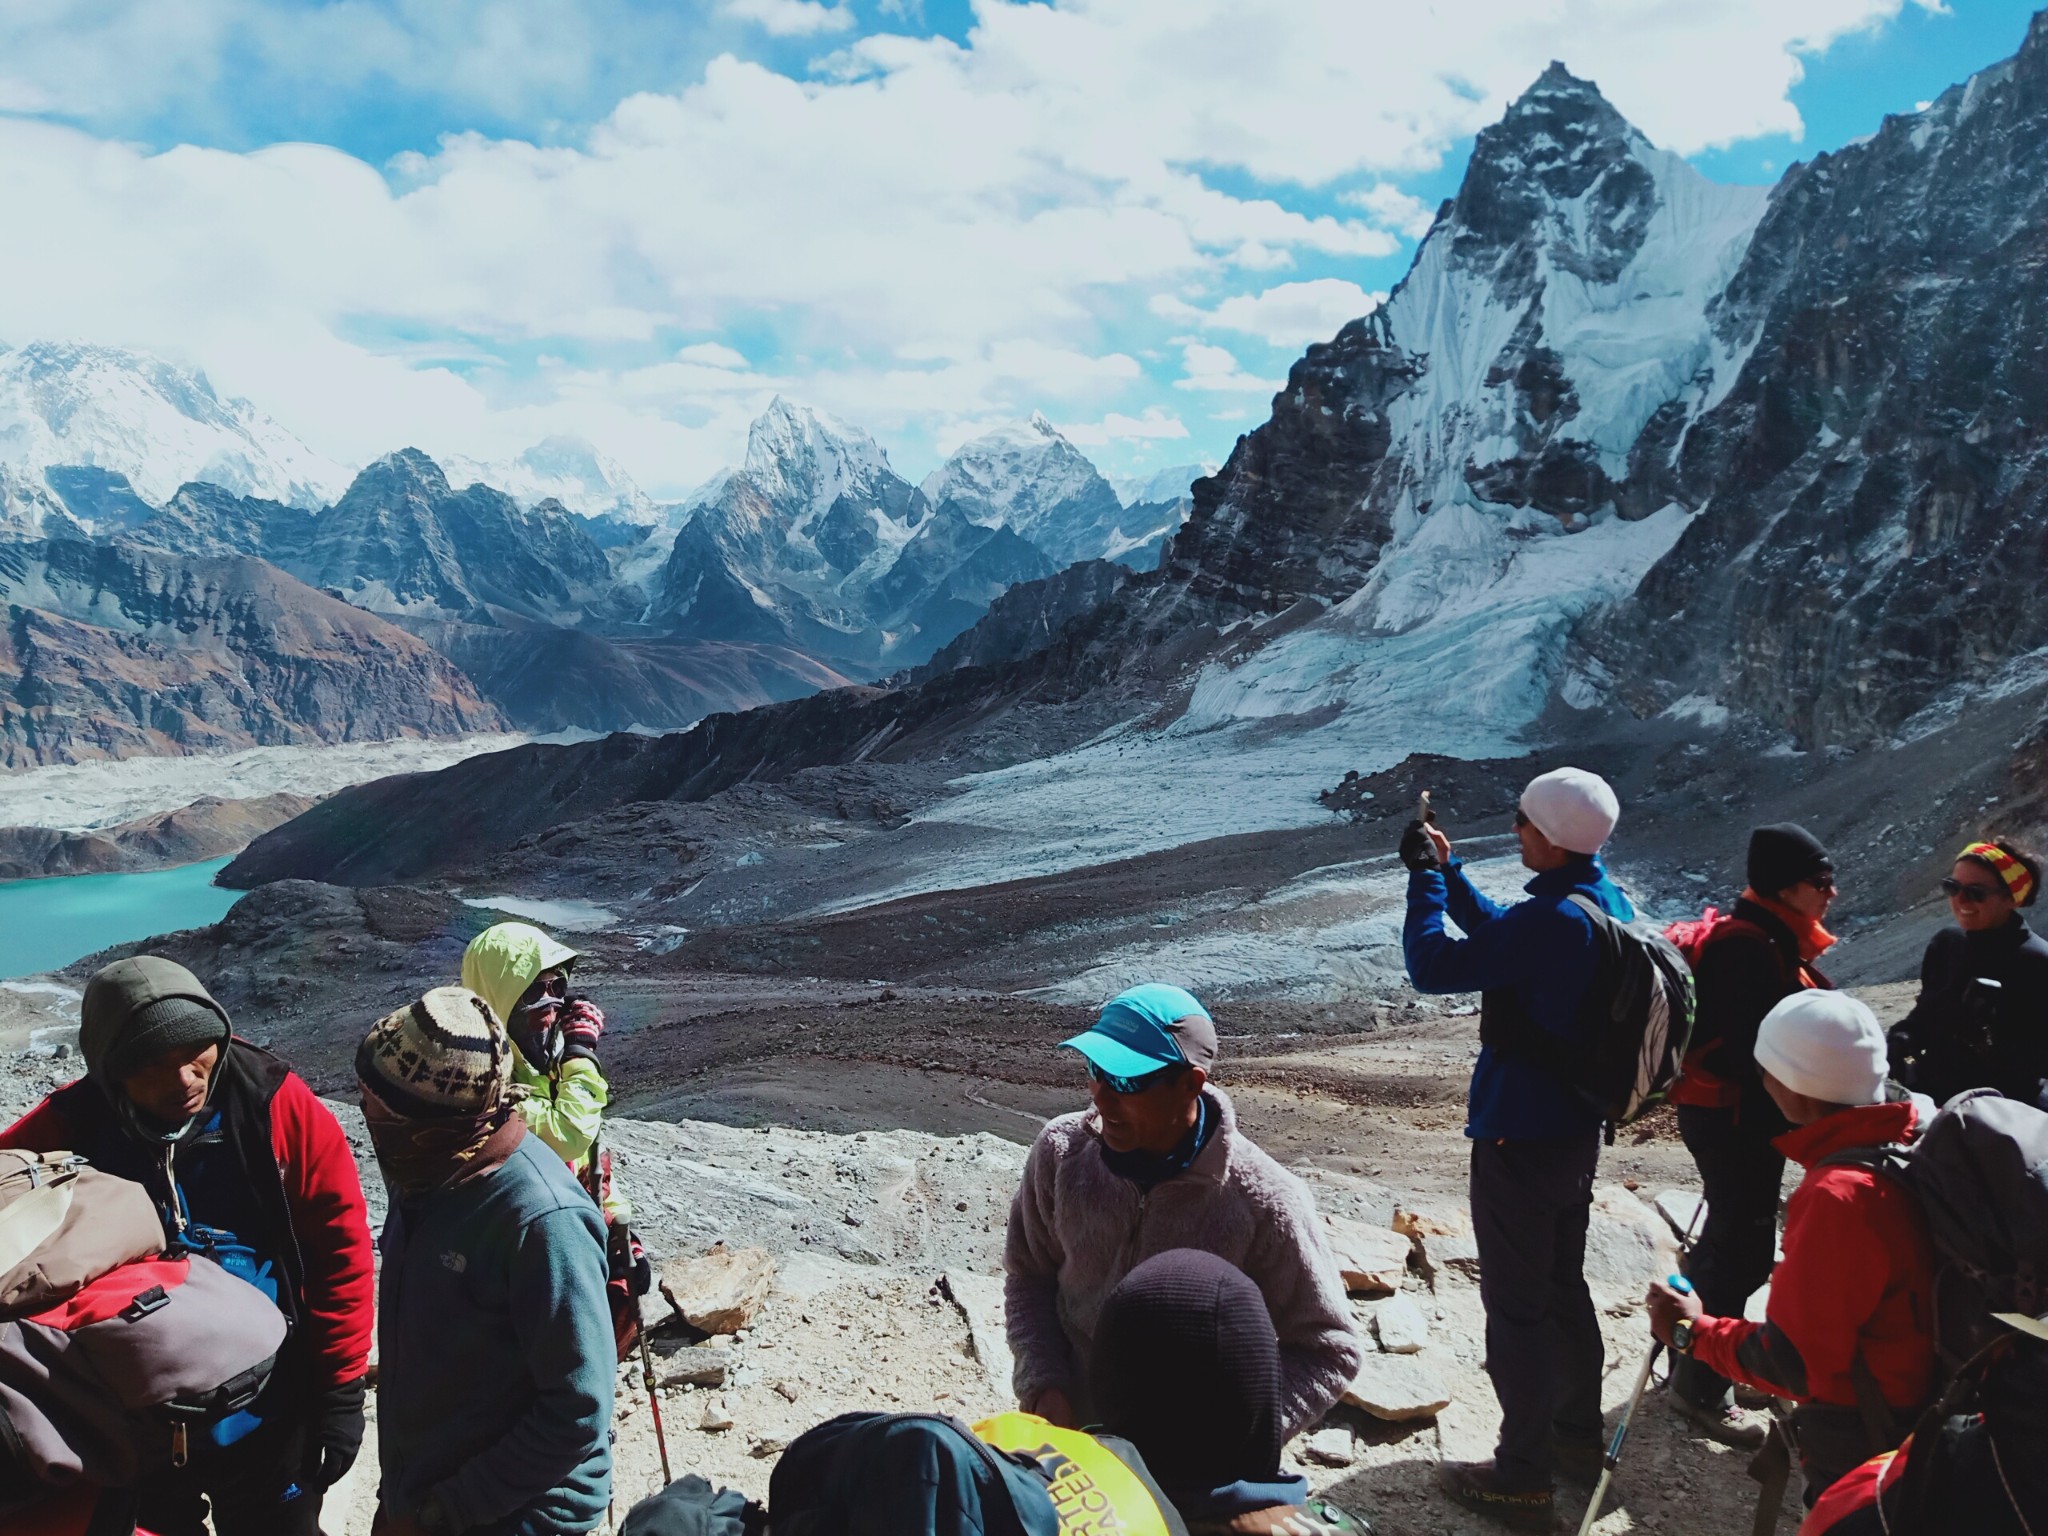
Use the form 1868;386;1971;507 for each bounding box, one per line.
1960;842;2035;906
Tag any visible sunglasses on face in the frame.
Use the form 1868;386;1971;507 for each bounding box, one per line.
1512;810;1529;830
1807;874;1837;893
1087;1060;1181;1096
1942;877;2003;903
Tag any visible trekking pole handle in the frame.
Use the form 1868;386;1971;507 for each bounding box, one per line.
1668;1274;1693;1295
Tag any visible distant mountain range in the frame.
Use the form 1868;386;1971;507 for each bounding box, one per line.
0;344;1210;763
229;10;2048;920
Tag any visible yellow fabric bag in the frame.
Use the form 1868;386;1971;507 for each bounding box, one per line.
973;1411;1174;1536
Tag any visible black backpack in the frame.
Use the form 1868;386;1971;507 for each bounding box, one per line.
1481;895;1695;1130
1820;1090;2048;1377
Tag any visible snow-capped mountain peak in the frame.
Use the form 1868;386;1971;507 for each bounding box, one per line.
0;341;349;509
1111;464;1217;508
440;434;657;523
742;396;897;528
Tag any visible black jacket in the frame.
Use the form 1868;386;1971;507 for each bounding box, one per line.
1888;917;2048;1110
1686;896;1829;1127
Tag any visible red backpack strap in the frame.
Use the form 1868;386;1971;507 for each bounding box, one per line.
24;1259;189;1331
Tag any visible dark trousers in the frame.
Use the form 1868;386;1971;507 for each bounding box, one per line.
1470;1134;1605;1490
1673;1104;1787;1409
136;1411;323;1536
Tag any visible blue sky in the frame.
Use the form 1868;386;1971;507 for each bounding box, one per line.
0;0;2037;497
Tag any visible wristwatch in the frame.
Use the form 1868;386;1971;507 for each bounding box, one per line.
1671;1319;1695;1356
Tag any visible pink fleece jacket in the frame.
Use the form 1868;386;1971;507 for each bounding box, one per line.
1003;1086;1365;1439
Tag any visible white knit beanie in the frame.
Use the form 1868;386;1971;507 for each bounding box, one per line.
1753;991;1888;1107
1519;767;1620;855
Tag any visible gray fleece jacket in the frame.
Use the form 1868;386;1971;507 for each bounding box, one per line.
1003;1086;1364;1438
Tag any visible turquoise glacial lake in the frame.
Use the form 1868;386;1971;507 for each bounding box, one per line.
0;857;243;979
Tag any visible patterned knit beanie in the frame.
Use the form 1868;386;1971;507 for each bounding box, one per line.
356;987;511;1119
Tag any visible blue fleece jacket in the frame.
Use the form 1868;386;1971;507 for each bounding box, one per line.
1404;855;1634;1142
376;1134;614;1536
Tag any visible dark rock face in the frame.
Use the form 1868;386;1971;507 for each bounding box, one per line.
0;538;503;767
1594;14;2048;744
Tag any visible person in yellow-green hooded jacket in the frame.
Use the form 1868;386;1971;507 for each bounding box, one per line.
460;922;628;1219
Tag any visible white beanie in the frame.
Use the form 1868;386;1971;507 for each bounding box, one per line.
1753;992;1888;1107
1519;767;1620;855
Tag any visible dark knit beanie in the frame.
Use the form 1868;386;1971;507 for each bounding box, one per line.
356;987;511;1120
1748;823;1833;896
81;956;231;1088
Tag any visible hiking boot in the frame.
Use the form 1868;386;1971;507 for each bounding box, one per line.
1436;1461;1557;1531
1668;1391;1769;1450
1550;1434;1606;1486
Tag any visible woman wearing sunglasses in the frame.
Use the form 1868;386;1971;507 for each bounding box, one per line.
1887;840;2048;1111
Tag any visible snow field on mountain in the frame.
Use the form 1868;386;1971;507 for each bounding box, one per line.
0;732;568;832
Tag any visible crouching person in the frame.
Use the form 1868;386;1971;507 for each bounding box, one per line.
1648;992;1936;1508
1003;984;1364;1516
0;956;373;1536
359;988;614;1536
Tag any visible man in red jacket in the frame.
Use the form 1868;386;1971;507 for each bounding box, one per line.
2;956;374;1536
1648;990;1935;1507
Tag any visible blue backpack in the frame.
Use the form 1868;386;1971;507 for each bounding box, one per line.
768;1413;1062;1536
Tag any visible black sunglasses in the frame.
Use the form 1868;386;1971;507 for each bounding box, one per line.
1942;876;2003;903
1087;1060;1182;1096
1807;873;1837;893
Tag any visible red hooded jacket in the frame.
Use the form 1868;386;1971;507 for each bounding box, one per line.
1691;1099;1935;1410
0;1043;373;1393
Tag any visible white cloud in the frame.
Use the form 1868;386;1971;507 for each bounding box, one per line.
0;0;1944;493
1173;343;1283;395
1161;279;1385;349
723;0;855;37
1056;408;1191;447
675;341;752;368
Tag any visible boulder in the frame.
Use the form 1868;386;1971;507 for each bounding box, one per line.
1396;1205;1481;1283
1323;1215;1412;1295
1343;1354;1452;1422
1369;1293;1429;1354
657;1346;731;1388
660;1243;776;1335
940;1270;1015;1396
1584;1187;1678;1309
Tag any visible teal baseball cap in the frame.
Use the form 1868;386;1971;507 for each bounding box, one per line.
1062;984;1218;1078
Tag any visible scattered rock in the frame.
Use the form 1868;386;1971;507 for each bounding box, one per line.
773;1379;799;1403
1323;1215;1412;1295
698;1397;735;1432
661;1244;777;1335
1302;1426;1356;1468
1343;1354;1453;1422
1369;1293;1429;1354
750;1436;788;1459
1397;1206;1481;1284
657;1346;731;1389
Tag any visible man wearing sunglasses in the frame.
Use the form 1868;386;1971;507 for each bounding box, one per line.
1003;984;1363;1520
1888;839;2048;1110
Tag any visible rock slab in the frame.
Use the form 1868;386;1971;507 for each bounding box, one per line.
1323;1215;1412;1295
657;1346;732;1388
661;1244;777;1335
1343;1354;1453;1422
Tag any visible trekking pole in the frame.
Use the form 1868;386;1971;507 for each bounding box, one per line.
638;1329;673;1487
1577;1275;1692;1536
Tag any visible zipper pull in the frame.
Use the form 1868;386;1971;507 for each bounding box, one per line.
171;1421;189;1468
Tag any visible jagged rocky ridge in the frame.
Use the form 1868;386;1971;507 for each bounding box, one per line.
225;18;2048;890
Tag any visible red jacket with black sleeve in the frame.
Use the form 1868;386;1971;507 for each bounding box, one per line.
0;1040;374;1393
1690;1099;1935;1411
